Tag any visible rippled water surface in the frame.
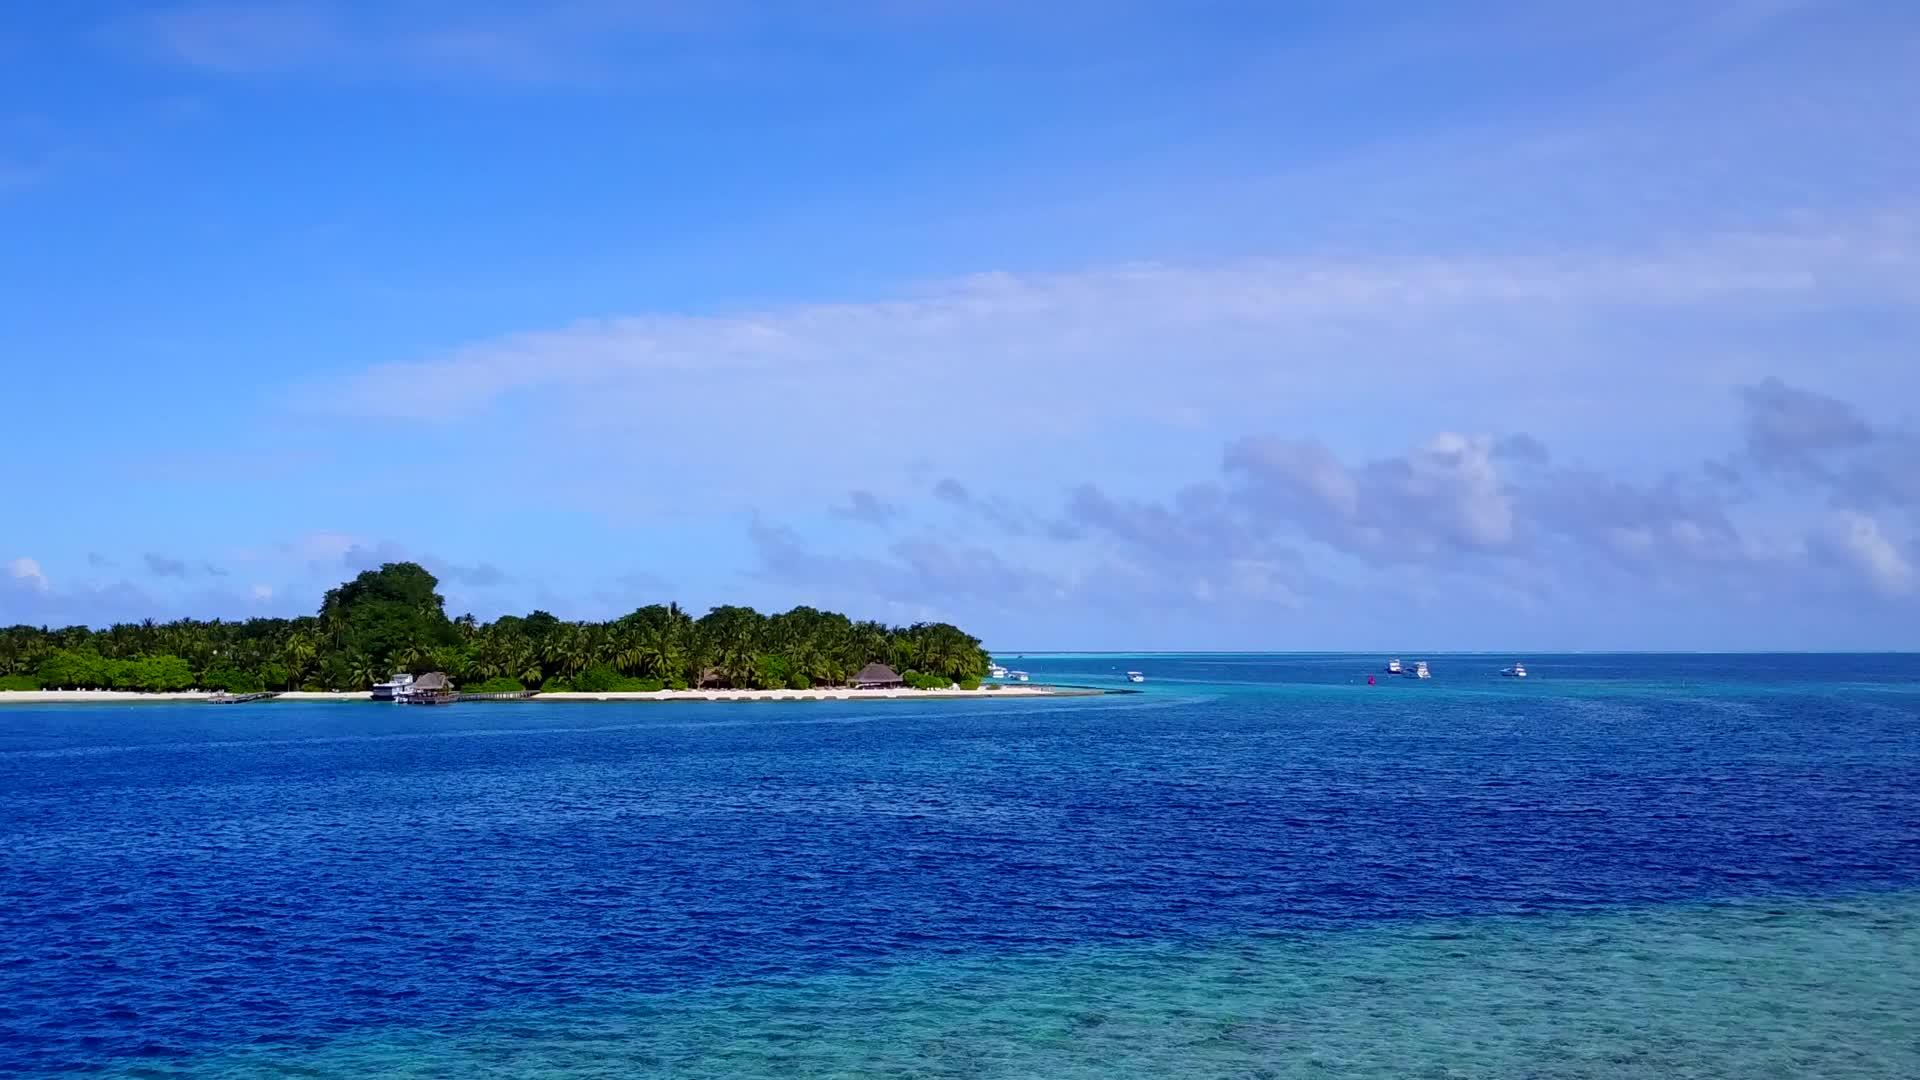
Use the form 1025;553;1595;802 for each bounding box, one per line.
4;653;1917;1076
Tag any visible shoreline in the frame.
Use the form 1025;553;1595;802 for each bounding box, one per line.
535;685;1071;702
0;690;371;704
0;685;1080;705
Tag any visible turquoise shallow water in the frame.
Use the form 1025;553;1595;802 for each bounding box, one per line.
121;894;1920;1078
5;652;1918;1076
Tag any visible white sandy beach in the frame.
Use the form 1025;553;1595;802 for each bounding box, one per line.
536;685;1062;702
0;686;1065;705
279;691;375;701
0;690;372;704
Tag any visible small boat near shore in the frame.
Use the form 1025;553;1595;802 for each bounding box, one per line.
1407;661;1431;680
1502;662;1528;678
1386;658;1403;675
988;664;1009;679
1125;671;1145;683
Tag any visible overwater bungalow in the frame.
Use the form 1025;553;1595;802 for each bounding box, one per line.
401;671;457;705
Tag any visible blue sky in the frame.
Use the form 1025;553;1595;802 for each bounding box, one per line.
4;0;1919;649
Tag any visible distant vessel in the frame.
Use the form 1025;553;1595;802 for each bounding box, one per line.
1008;670;1031;683
1125;671;1145;683
988;664;1009;679
1408;661;1431;680
1502;663;1528;678
371;673;415;702
1386;658;1403;675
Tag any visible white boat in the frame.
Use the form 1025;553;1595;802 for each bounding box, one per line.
1009;670;1030;683
1125;671;1145;683
371;673;415;702
1386;658;1403;675
1502;663;1528;678
1408;661;1431;680
988;664;1009;679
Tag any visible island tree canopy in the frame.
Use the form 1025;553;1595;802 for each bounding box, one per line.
0;562;992;692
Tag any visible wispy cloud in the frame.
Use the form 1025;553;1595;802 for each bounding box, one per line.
138;2;342;75
339;540;512;588
749;520;1062;624
142;553;232;579
932;478;1048;537
0;561;295;628
1735;377;1920;510
829;490;902;527
293;209;1920;535
127;1;748;84
3;559;191;627
142;552;190;578
750;376;1918;647
1809;512;1915;597
323;211;1920;420
299;210;1920;507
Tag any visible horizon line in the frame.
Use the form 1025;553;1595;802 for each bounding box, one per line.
986;649;1920;657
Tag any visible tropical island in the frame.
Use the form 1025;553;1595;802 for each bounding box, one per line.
0;562;1012;700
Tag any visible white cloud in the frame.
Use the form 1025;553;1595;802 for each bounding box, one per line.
1815;512;1915;597
273;212;1920;548
750;396;1920;647
1221;432;1518;562
7;557;48;592
1408;433;1515;548
272;530;361;568
320;213;1920;436
249;583;274;601
0;567;163;628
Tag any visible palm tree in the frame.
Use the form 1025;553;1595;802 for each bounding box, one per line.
395;642;431;674
349;651;380;690
430;646;468;682
541;632;573;677
515;647;544;688
609;622;669;679
543;627;601;678
282;633;317;689
321;604;351;649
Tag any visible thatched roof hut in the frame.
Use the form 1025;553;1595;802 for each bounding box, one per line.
413;671;452;692
852;662;903;689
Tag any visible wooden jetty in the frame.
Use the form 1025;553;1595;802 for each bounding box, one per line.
398;691;458;705
208;691;278;705
457;690;539;702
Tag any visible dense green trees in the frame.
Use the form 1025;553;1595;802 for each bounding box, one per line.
0;562;991;692
11;649;196;691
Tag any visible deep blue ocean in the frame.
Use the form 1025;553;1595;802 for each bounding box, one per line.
4;653;1918;1077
